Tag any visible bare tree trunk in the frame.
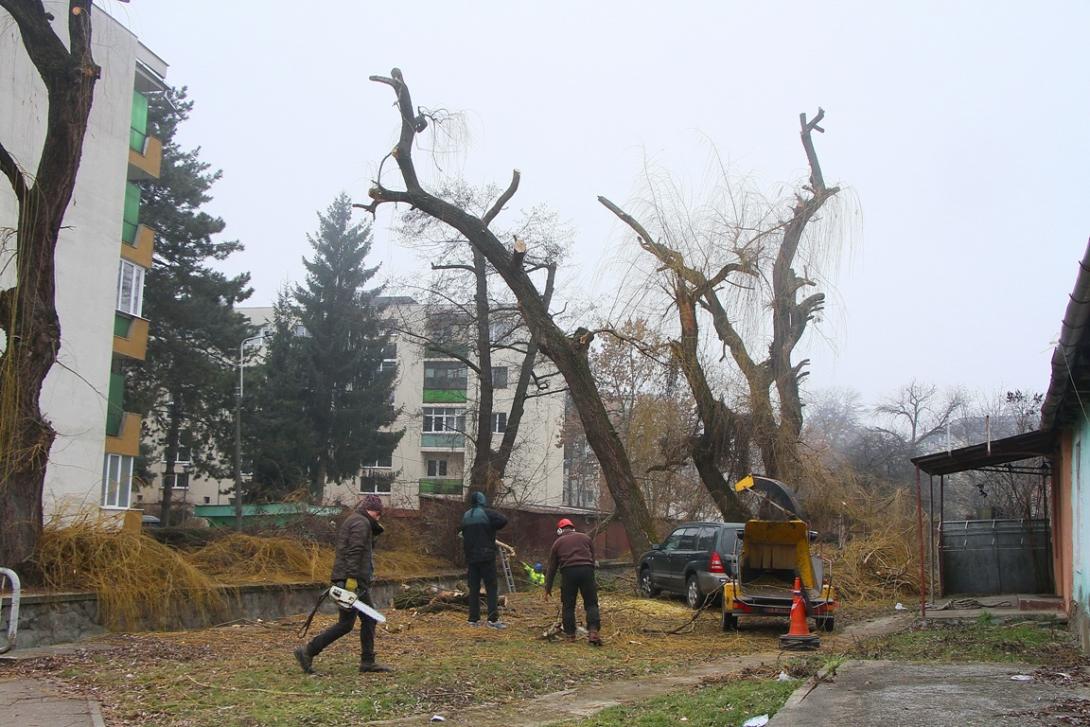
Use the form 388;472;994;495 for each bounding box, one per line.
468;249;499;500
361;69;656;557
0;0;98;566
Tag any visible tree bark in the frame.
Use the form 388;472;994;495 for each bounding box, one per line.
0;0;98;566
468;248;499;500
160;393;182;527
362;69;656;557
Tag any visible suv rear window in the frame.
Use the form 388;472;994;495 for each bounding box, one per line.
716;526;738;554
696;526;717;551
677;527;699;550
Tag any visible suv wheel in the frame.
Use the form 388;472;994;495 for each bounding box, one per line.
639;567;660;597
685;574;703;609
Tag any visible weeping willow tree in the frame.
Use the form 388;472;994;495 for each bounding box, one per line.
600;110;846;515
0;0;98;566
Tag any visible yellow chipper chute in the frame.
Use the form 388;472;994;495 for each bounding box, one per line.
721;475;837;635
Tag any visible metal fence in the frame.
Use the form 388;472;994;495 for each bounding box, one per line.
940;519;1053;595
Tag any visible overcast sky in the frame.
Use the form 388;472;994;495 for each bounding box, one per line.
106;1;1089;406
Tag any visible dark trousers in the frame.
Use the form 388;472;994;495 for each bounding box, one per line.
306;589;377;661
561;565;600;635
467;559;499;622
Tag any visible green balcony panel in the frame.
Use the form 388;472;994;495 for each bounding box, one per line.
113;312;132;338
130;91;149;152
423;388;467;403
419;478;463;496
421;432;464;449
122;181;140;244
105;371;124;436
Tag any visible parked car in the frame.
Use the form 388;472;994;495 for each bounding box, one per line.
637;521;746;609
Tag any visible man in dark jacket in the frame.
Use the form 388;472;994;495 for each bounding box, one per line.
294;494;392;674
459;491;508;628
545;518;601;645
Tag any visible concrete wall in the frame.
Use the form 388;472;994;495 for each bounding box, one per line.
2;572;464;650
1070;420;1090;649
1054;431;1075;612
0;6;144;515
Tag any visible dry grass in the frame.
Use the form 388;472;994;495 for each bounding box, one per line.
188;534;332;584
33;515;226;630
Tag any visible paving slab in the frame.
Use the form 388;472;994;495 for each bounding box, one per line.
769;660;1090;727
0;678;103;727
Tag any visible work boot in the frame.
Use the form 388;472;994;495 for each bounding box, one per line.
562;632;576;643
587;629;603;646
360;659;394;673
486;620;508;630
293;646;314;674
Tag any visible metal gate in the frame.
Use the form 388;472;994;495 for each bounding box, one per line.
940;519;1053;595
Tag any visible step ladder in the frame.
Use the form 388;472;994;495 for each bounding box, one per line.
498;546;517;594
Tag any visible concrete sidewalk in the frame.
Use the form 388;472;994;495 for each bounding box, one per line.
769;660;1090;726
0;678;104;727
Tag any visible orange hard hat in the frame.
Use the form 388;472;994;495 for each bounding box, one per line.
557;518;574;529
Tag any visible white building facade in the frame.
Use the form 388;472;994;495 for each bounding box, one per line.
138;302;567;512
0;5;167;523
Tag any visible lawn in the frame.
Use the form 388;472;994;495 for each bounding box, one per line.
8;589;793;726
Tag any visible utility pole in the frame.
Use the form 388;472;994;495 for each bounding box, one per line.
235;333;268;531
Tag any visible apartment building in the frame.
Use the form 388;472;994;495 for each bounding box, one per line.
0;7;167;522
137;302;567;513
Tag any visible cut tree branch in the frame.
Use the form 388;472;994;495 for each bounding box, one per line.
482;170;520;227
0;140;29;203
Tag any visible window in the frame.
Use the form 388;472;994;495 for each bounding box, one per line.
116;260;145;317
661;529;683;551
164;472;189;489
677;527;699;550
427;458;448;477
697;526;717;551
491;366;508;389
203;496;211;504
101;454;133;509
365;453;393;469
424;361;468;390
491;412;508;434
423;407;465;433
360;473;392;495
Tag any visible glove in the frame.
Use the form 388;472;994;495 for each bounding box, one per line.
345;577;358;592
332;580;346;589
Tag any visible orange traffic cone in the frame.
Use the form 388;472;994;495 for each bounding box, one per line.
779;577;820;651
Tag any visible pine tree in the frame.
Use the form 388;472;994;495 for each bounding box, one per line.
251;194;402;499
130;87;253;525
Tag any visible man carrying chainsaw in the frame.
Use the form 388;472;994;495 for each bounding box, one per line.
294;494;392;674
544;518;602;646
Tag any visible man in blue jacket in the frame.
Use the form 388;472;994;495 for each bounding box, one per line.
459;491;508;628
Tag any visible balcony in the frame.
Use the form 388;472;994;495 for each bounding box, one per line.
105;412;141;457
113;313;149;360
419;478;463;496
128;134;162;181
421;432;464;450
121;224;155;268
423;388;467;404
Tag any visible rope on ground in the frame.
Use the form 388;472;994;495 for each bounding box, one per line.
181;673;309;697
640;593;717;635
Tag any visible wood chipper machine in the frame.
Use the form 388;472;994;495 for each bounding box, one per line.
721;476;837;632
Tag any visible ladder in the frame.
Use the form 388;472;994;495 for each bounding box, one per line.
497;543;517;594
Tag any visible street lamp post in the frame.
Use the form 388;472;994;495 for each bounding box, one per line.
235;333;269;531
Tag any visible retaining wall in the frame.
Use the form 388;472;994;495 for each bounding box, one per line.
1;562;635;651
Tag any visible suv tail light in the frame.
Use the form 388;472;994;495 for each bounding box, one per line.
709;551;726;574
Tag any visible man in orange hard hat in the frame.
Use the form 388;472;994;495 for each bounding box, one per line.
544;518;602;645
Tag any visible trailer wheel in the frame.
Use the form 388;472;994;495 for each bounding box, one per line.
721;613;738;632
816;616;835;632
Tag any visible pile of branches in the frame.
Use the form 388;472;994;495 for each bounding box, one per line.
393;583;507;614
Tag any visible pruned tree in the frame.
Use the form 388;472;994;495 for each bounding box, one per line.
0;0;98;566
394;185;566;502
599;110;841;504
359;68;657;556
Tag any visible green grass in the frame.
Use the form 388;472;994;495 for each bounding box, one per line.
852;620;1080;665
554;678;799;727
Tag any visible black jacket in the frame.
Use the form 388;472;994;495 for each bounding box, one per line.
330;506;383;585
459;492;508;564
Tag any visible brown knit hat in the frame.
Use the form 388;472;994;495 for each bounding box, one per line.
362;494;384;513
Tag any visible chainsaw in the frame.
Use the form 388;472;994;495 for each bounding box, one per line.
328;585;387;623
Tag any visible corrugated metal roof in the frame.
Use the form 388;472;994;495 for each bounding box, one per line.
909;429;1055;476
